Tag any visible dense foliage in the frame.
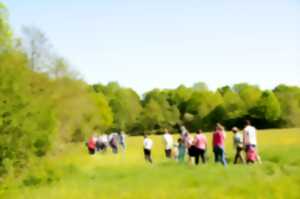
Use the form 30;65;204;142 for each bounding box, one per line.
93;82;300;134
0;3;113;176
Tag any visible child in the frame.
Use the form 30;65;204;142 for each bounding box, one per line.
177;138;186;163
143;134;153;163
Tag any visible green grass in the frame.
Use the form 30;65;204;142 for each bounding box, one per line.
1;128;300;199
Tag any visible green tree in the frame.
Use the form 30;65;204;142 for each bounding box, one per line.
93;82;142;132
220;87;246;120
233;83;262;111
138;89;180;132
186;90;223;130
0;3;12;51
250;91;281;122
274;85;300;127
0;50;56;175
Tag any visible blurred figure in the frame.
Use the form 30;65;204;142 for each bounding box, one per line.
232;127;245;164
95;135;102;152
193;129;207;164
217;123;226;138
243;120;262;163
212;124;227;166
162;128;173;158
177;138;186;163
246;146;257;164
187;134;196;164
143;134;153;163
101;134;109;152
180;125;190;147
95;134;108;152
109;133;118;154
243;120;257;151
87;135;97;155
118;131;126;150
172;143;179;160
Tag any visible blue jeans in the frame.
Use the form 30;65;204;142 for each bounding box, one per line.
213;146;227;166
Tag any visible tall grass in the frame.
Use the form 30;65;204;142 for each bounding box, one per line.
1;128;300;199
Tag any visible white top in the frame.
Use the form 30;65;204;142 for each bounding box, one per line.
144;138;153;150
101;135;108;143
163;133;173;150
243;125;257;145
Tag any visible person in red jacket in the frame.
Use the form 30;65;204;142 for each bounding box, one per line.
87;136;96;155
212;124;227;166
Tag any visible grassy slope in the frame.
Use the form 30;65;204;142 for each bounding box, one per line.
1;128;300;199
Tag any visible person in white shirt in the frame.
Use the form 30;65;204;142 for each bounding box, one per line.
243;120;257;150
143;134;153;163
162;128;173;158
243;120;263;163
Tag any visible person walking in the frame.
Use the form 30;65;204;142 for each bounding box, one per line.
101;134;109;152
162;128;173;158
243;120;262;163
177;138;186;163
96;135;103;152
193;129;207;165
187;134;196;165
109;133;118;154
232;127;245;164
118;131;126;150
212;124;227;166
143;134;153;163
87;135;97;155
180;125;190;148
243;120;257;151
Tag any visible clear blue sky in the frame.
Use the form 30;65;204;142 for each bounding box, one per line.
2;0;300;93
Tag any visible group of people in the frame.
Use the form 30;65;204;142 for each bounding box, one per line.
86;131;126;155
143;120;261;166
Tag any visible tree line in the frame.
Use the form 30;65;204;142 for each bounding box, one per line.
92;81;300;135
0;3;299;176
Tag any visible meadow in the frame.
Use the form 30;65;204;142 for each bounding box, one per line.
1;128;300;199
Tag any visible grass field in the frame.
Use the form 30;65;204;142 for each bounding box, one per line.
1;128;300;199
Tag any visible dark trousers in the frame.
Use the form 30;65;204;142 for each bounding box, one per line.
88;147;95;155
165;149;172;158
144;149;152;163
234;146;244;164
194;148;206;165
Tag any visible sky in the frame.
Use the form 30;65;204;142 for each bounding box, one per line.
2;0;300;93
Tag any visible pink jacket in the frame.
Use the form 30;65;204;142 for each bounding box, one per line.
194;134;207;150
